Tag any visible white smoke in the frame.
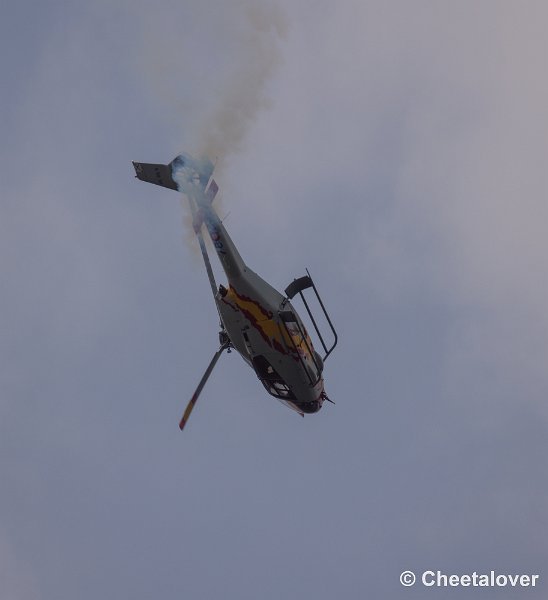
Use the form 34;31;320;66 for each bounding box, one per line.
135;0;287;170
132;0;287;257
195;1;288;168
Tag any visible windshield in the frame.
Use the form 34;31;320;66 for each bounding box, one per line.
252;355;297;401
260;378;296;401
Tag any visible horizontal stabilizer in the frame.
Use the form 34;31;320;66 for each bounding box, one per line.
132;154;218;202
132;161;178;191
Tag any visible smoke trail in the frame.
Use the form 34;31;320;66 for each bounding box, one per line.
135;1;287;259
166;1;287;258
195;1;288;169
137;0;287;165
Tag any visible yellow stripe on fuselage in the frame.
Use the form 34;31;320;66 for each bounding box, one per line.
225;286;316;363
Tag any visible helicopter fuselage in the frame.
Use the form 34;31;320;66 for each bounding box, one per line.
201;201;325;415
133;153;333;418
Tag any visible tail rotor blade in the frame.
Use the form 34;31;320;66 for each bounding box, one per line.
179;344;227;431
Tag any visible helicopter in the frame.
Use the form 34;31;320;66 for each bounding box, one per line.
132;153;337;430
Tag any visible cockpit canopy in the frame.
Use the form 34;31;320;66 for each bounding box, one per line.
252;355;296;401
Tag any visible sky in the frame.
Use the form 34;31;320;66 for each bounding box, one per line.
1;1;547;598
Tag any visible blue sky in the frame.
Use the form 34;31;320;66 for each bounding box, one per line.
1;1;547;598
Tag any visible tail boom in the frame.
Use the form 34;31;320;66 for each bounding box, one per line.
132;153;246;280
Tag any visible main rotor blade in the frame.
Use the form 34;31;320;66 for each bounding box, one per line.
188;195;218;302
179;345;227;431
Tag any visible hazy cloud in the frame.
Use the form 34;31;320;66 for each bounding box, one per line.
2;2;547;599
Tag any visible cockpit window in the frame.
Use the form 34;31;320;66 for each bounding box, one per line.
264;380;294;399
252;356;296;401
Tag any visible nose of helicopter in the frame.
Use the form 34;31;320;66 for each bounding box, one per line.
288;376;325;414
298;398;322;413
297;380;326;413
